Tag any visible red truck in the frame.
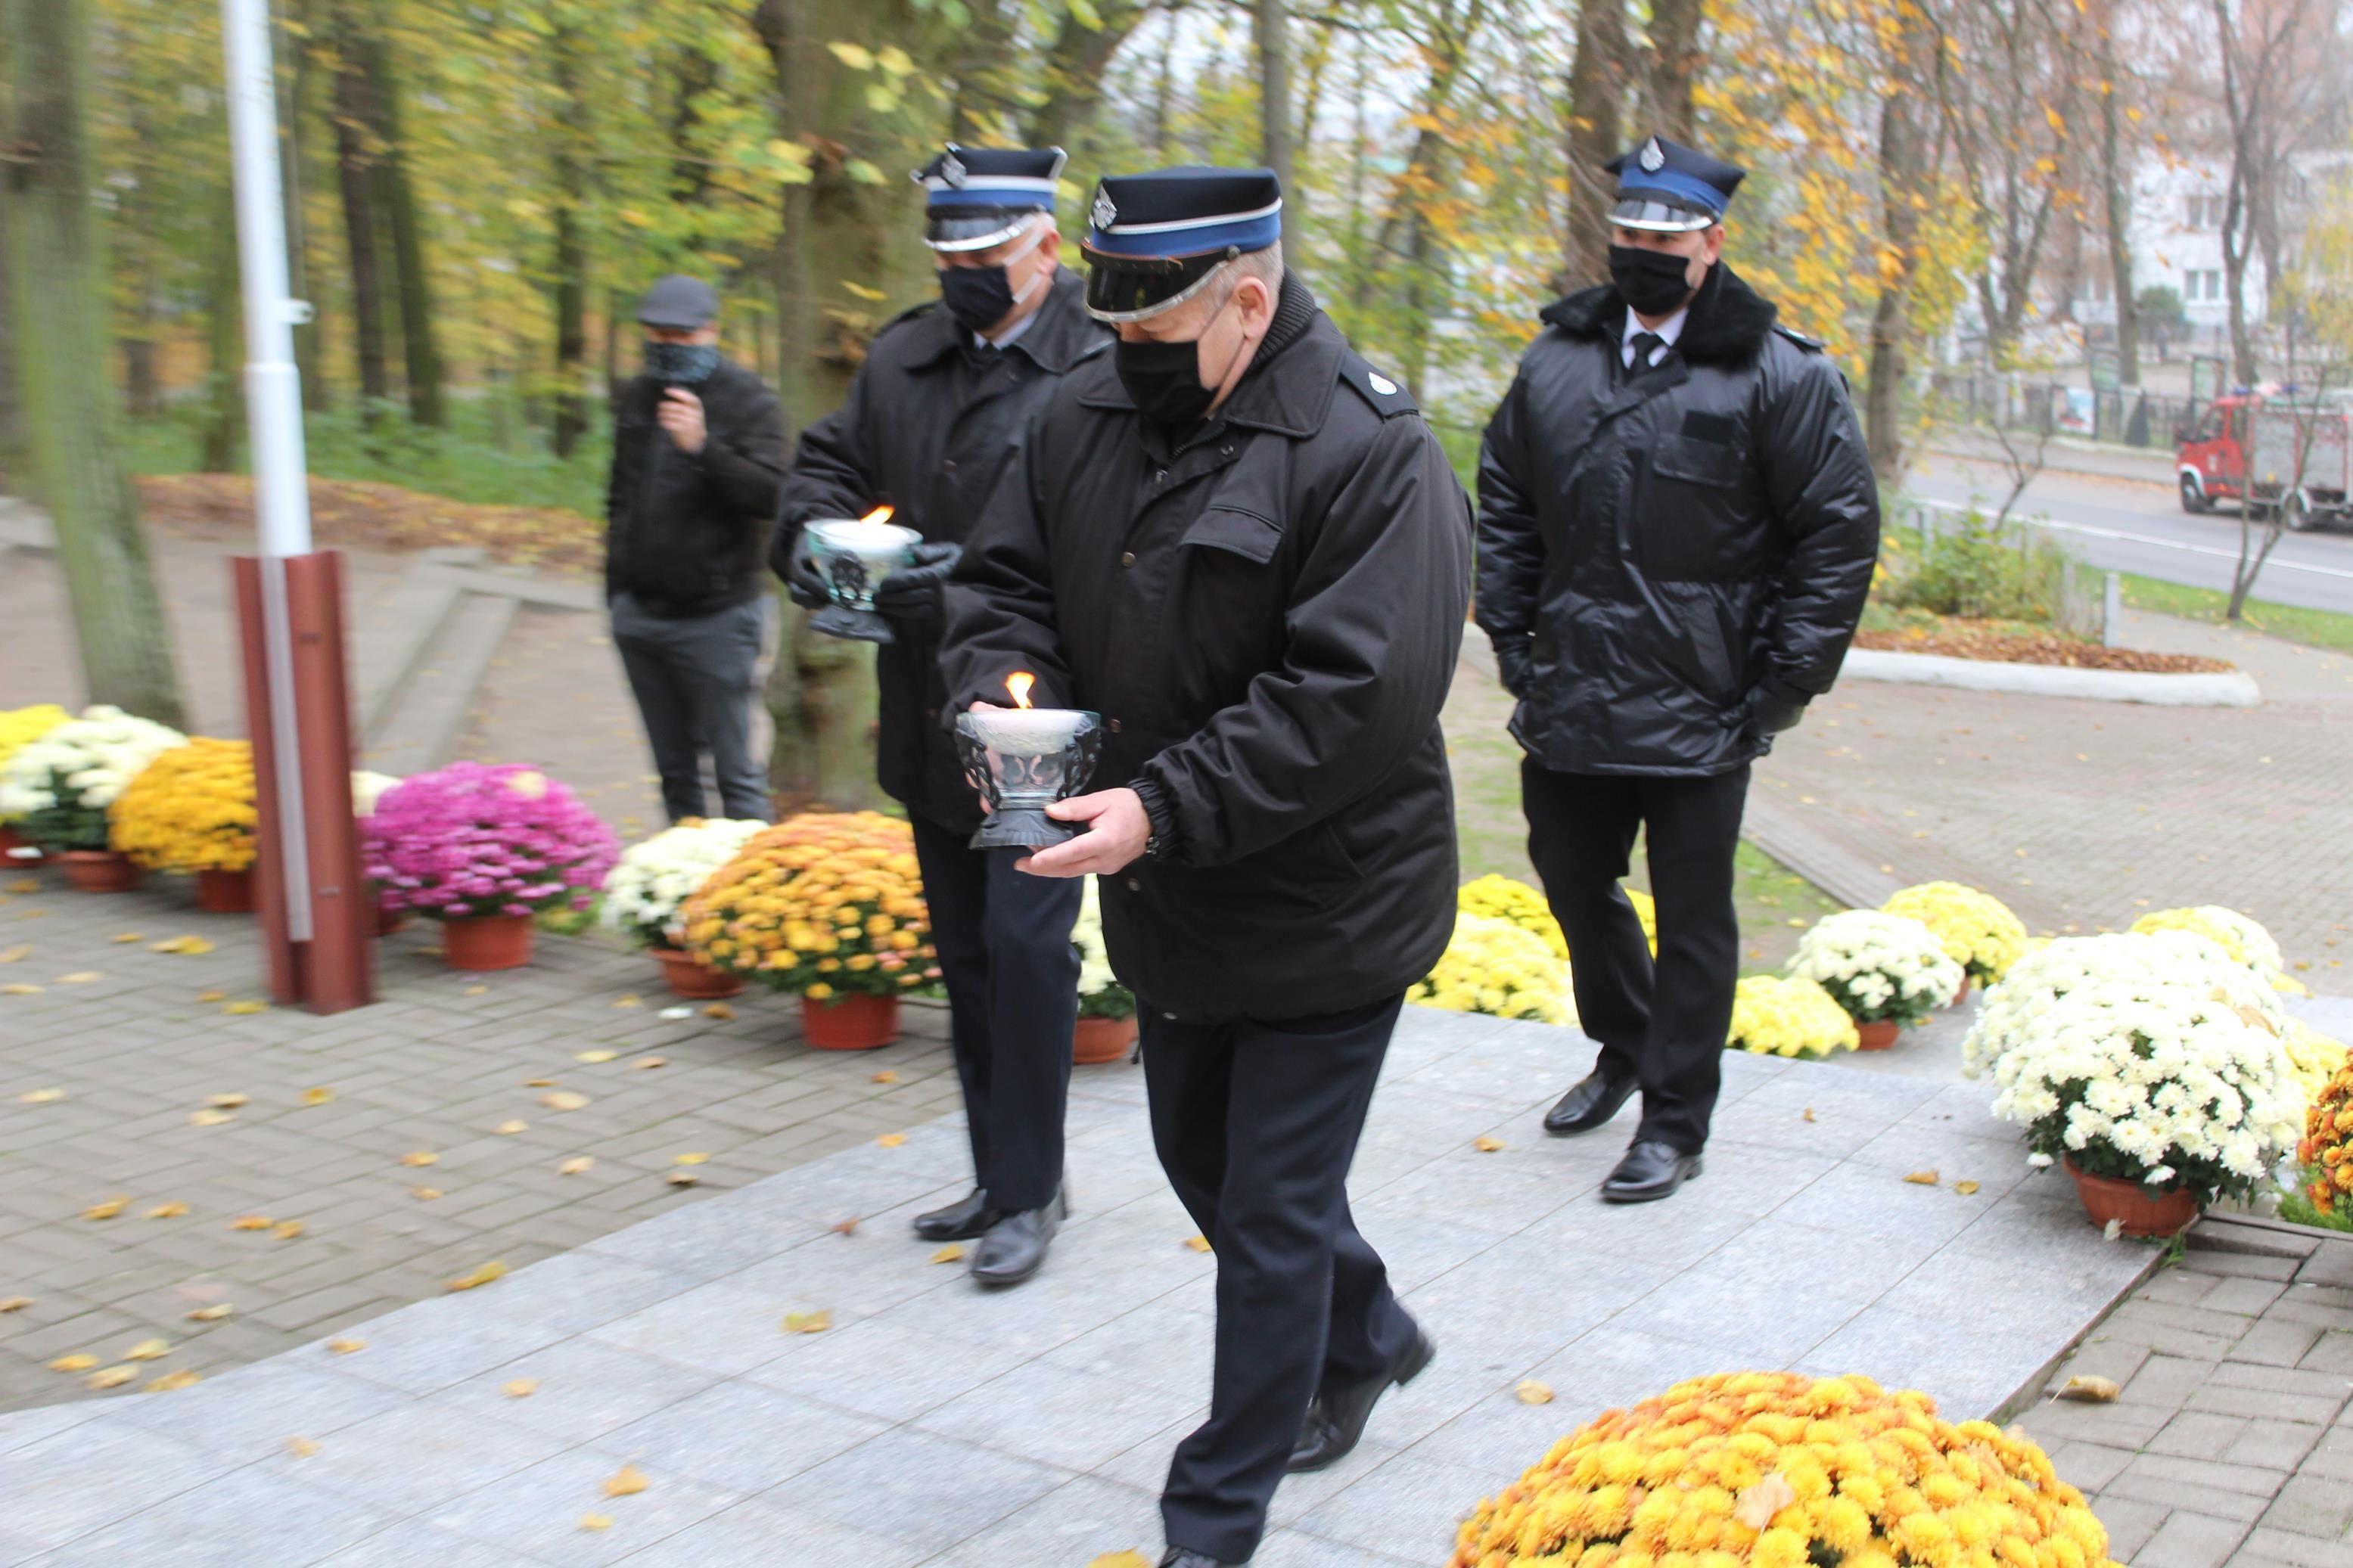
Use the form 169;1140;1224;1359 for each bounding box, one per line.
2176;393;2352;531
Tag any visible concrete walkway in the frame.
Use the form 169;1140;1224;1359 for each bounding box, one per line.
0;1008;2156;1567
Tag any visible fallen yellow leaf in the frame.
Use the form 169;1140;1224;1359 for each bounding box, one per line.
558;1157;595;1175
325;1338;366;1355
540;1091;589;1112
187;1304;233;1322
0;943;26;962
86;1365;137;1390
601;1463;650;1498
0;1296;33;1313
83;1195;129;1221
494;1119;529;1135
18;1086;64;1103
1735;1473;1799;1530
5;879;33;893
273;1219;306;1240
1515;1380;1555;1405
673;1152;710;1166
665;1171;700;1187
875;1133;906;1148
2056;1374;2120;1403
611;994;642;1009
151;935;215;955
301;1086;334;1105
410;1186;443;1201
1089;1554;1152;1568
204;1093;250;1110
703;1003;735;1020
782;1310;831;1334
196;989;226;1004
1802;1107;1817;1122
49;1354;99;1372
188;1109;236;1127
629;1056;667;1070
502;1377;539;1398
1904;1170;1941;1186
871;1070;900;1084
446;1260;507;1292
1184;1234;1213;1253
284;1436;319;1458
576;1049;617;1063
145;1368;202;1393
223;1000;267;1015
580;1514;614;1532
400;1150;440;1167
124;1338;172;1362
1473;1136;1505;1153
930;1244;967;1265
463;985;487;997
55;971;101;984
524;1076;557;1087
230;1215;275;1231
2;983;44;995
110;932;143;944
144;1201;188;1219
831;1217;860;1236
1954;1180;1982;1196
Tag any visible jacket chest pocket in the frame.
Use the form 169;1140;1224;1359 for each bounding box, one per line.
1172;504;1290;703
1634;431;1748;582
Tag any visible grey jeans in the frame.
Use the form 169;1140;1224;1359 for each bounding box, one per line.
610;591;769;823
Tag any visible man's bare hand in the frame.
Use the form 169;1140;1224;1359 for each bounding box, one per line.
1017;787;1149;878
658;387;707;454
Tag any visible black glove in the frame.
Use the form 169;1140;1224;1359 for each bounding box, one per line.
1493;635;1534;700
874;541;962;627
782;529;831;610
1740;684;1808;740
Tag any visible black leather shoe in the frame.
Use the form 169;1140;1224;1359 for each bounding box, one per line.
1286;1328;1436;1473
1161;1551;1240;1567
912;1188;1000;1242
1543;1069;1638;1135
971;1195;1062;1287
1602;1140;1703;1203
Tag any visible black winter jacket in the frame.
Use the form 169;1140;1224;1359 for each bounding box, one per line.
941;277;1472;1023
1476;265;1879;776
770;271;1111;833
605;358;790;618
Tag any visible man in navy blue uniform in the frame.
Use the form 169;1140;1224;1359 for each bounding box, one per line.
773;146;1111;1287
1477;135;1879;1203
943;166;1470;1568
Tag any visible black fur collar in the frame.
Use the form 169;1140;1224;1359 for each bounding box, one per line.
1537;262;1778;367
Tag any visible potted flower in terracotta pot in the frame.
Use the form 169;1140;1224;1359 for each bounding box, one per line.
2131;905;2305;995
600;818;768;998
1882;880;2027;1007
0;705;187;890
362;762;617;970
1071;877;1137;1063
109;737;262;911
1724;974;1860;1060
1408;911;1575;1025
1788;909;1963;1050
349;772;410;933
0;704;71;865
680;811;934;1050
1965;930;2303;1237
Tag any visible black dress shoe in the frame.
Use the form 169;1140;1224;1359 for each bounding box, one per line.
971;1194;1062;1287
1161;1550;1240;1567
912;1188;1000;1241
1602;1139;1703;1203
1286;1328;1436;1473
1543;1069;1639;1135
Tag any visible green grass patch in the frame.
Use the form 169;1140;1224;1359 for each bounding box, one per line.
2119;572;2353;659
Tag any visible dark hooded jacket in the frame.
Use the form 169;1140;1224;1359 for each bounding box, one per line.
940;276;1472;1023
1475;263;1879;776
770;269;1110;832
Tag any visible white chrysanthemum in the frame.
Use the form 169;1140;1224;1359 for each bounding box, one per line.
1787;909;1965;1026
0;705;188;817
600;819;769;945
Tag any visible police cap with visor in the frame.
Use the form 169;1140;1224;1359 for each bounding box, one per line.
913;144;1066;252
1603;135;1745;234
1080;166;1283;323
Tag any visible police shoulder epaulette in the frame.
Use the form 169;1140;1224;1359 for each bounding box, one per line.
1338;354;1419;416
1772;324;1826;353
879;298;940;335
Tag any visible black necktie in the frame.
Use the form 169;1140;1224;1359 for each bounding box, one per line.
1628;331;1664;370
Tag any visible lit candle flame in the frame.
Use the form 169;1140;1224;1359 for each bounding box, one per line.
1006;672;1037;710
859;504;896;526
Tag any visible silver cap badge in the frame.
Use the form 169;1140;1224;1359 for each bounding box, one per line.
1638;138;1666;173
1090;185;1118;231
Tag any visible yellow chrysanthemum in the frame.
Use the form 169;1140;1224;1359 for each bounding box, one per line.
0;704;71;784
2130;906;2305;995
1882;882;2028;984
678;812;934;1000
2295;1046;2353;1216
108;738;260;874
1726;975;1860;1059
1410;911;1577;1026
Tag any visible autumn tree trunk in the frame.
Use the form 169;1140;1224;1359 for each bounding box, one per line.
329;2;391;416
549;18;589;461
1644;0;1702;141
1023;1;1146;150
0;193;18;494
1865;4;1933;481
1257;0;1295;253
3;0;185;725
2094;3;2139;386
199;185;244;474
358;11;444;427
1563;0;1626;291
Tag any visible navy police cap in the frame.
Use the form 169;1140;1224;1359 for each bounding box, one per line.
1080;166;1283;321
1604;135;1745;233
911;144;1066;252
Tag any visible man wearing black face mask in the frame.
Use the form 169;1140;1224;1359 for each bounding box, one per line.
605;274;790;822
1477;135;1879;1203
771;144;1111;1290
941;166;1471;1568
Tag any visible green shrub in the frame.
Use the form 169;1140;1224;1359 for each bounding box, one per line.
1881;506;2078;625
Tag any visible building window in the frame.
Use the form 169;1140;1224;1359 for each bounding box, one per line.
2185;194;2227;228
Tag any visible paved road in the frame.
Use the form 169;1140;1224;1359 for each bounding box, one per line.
1909;452;2353;616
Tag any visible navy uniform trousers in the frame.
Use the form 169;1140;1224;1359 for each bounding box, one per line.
1142;993;1420;1564
1522;758;1751;1154
909;816;1082;1213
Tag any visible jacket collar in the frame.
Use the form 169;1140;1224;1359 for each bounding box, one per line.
1537;262;1778;368
906;269;1105;375
1077;273;1342;439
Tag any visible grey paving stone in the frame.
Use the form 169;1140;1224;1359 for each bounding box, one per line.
36;1464;392;1568
107;1359;410;1463
312;1521;561;1566
2149;1408;2257;1459
2107;1458;2277;1523
596;1380;888;1494
744;1315;1040;1424
1250;1529;1425;1568
284;1401;572;1518
2233;1526;2353;1568
2227;1421;2331;1474
418;1445;744;1566
915;1358;1213;1474
1;1416;238;1551
2047;1336;2153;1394
2129;1354;2231;1404
2202;1275;2295;1315
2301;1330;2353;1374
2092;1495;2174;1563
2047;1439;2138;1492
605;1497;931;1567
434;1335;722;1443
2263;1474;2353;1540
582;1277;807;1377
757;1428;1066;1555
1290;1448;1497;1560
922;1473;1165;1566
2233;1319;2332;1368
2137;1511;2255;1568
2187;1382;2346;1425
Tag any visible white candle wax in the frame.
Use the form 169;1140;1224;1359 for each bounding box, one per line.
810;518;920;554
970;707;1084;755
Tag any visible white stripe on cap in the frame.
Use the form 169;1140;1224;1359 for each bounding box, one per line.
923;174;1061;196
1097;197;1284;236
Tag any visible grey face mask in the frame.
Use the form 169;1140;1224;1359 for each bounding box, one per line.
645;341;721;385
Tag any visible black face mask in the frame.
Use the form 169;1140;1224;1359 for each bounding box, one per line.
1609;244;1701;318
1114;293;1239;429
939;265;1017;337
645;341;720;385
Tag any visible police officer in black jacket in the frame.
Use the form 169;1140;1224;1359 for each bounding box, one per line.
606;275;791;822
1477;136;1879;1203
772;147;1111;1288
942;167;1469;1568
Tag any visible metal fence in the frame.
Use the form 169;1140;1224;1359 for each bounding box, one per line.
1888;496;2119;646
1929;372;2199;450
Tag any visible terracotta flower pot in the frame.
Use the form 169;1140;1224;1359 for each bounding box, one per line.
2065;1156;2200;1238
195;867;256;914
375;903;411;937
800;992;897;1051
441;913;534;971
1950;975;1973;1008
1854;1019;1903;1051
1074;1013;1138;1065
654;945;744;999
0;824;40;864
59;850;143;893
